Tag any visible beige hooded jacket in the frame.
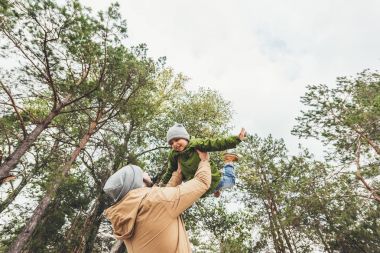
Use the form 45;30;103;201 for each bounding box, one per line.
104;160;211;253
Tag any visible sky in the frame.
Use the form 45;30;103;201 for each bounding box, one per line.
81;0;380;158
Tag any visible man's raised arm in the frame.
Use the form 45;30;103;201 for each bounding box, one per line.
160;150;211;217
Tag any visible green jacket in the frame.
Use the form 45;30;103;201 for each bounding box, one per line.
162;135;241;195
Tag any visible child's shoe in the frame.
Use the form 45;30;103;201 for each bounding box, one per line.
223;152;239;162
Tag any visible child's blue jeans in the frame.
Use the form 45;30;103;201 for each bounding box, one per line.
214;163;235;192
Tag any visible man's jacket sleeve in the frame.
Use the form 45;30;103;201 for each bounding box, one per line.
191;135;241;152
166;171;182;187
159;160;211;218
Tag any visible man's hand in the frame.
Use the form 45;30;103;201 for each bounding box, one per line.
196;149;209;161
238;128;247;141
143;172;153;187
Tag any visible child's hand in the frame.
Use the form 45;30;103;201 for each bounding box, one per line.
238;128;247;141
196;150;209;161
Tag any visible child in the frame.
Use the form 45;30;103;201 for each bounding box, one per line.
161;123;246;196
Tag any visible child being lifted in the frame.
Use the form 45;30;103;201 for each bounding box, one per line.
160;123;246;197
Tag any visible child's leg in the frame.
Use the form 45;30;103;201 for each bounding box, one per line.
213;163;236;197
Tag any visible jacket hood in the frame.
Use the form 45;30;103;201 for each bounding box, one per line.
103;165;144;203
104;188;149;240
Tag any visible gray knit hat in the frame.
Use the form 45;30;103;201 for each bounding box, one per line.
103;165;144;203
166;123;190;144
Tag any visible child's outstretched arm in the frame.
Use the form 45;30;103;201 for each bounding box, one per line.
192;128;247;152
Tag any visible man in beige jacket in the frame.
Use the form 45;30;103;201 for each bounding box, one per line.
104;150;211;253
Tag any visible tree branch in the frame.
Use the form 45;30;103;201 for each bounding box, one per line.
80;151;102;189
61;85;98;108
60;106;101;114
0;29;47;79
42;30;59;108
75;63;91;86
327;101;380;156
135;146;169;158
355;138;380;203
0;81;27;138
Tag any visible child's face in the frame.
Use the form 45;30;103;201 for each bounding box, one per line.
169;138;189;152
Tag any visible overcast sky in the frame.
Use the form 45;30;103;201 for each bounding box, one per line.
81;0;380;158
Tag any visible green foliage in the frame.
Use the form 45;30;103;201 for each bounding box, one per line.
290;69;380;250
169;88;233;138
23;98;51;122
292;69;380;162
237;133;380;252
26;174;93;252
183;199;253;253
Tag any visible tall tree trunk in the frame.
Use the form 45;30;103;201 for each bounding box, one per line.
23;195;62;253
260;172;285;253
73;152;131;252
269;200;286;253
69;123;135;253
82;200;107;253
272;200;294;253
262;195;283;252
315;224;333;253
0;107;62;181
70;192;108;253
261;170;295;253
7;111;102;253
